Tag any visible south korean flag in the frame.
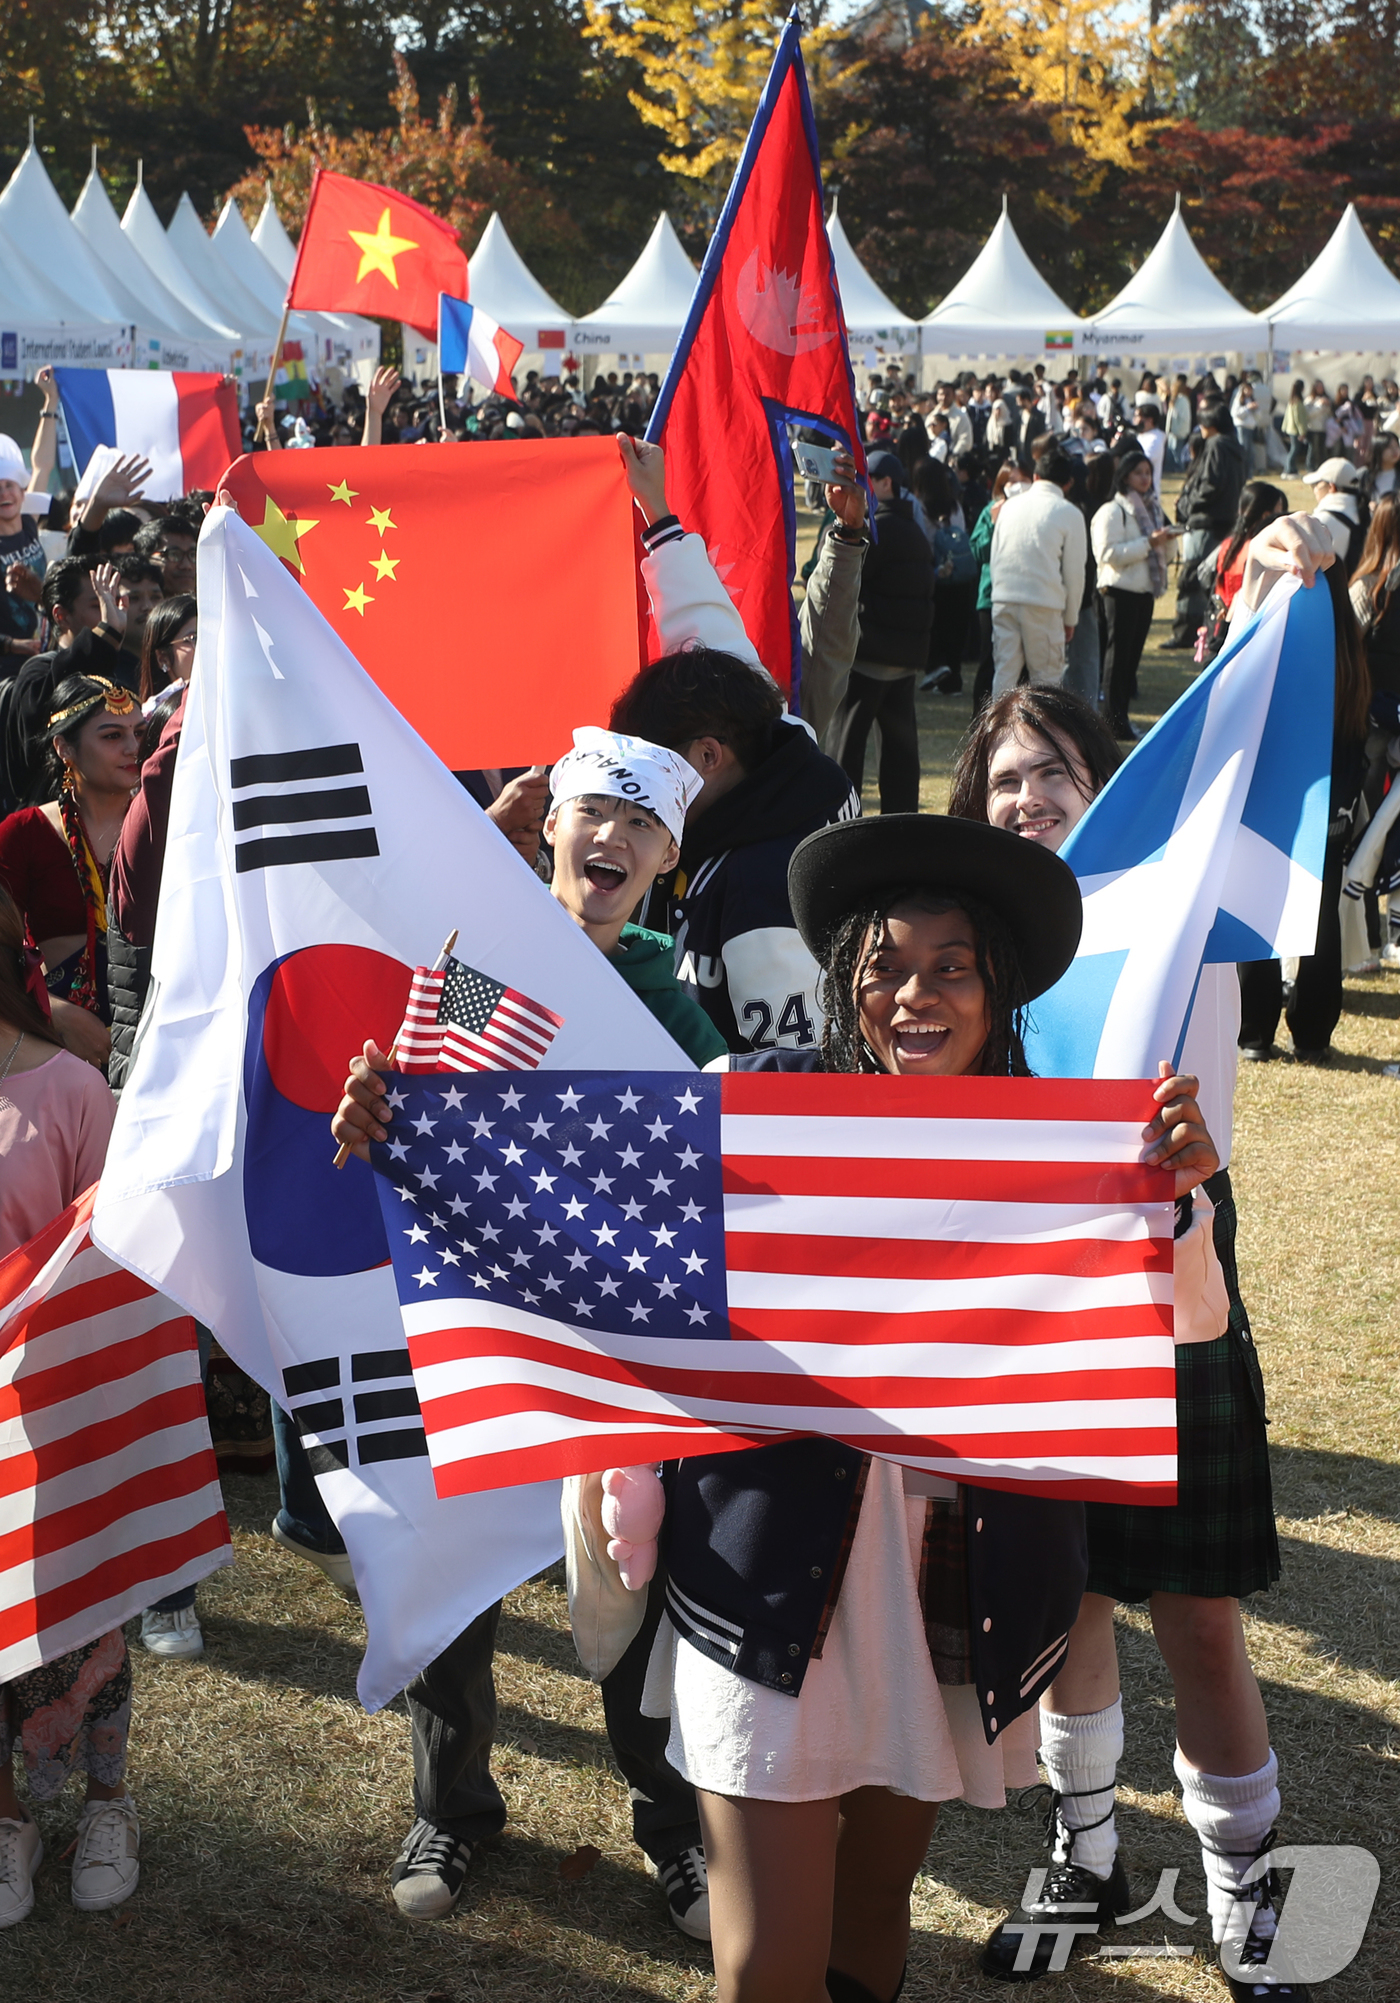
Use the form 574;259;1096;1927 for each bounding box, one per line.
94;506;693;1711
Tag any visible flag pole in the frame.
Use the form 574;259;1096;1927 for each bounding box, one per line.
258;301;292;448
332;928;458;1169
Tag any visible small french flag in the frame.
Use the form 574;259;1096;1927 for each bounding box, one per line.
56;369;242;504
437;295;525;397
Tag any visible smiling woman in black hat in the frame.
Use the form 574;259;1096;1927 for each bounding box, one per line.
627;813;1221;2003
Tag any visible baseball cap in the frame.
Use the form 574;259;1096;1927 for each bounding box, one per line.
865;450;903;488
1304;457;1360;489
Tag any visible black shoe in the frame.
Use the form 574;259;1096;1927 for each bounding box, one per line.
1107;713;1139;742
1216;1867;1313;2000
1161;636;1197;651
1237;1043;1276;1062
1291;1045;1332;1065
389;1817;474;1920
980;1854;1133;1981
650;1842;710;1940
920;665;955;692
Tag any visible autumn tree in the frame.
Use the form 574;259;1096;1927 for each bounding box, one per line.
958;0;1159;173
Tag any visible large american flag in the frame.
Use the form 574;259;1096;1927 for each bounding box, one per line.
0;1187;232;1680
369;1072;1179;1504
396;954;564;1073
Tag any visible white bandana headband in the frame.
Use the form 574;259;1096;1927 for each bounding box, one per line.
549;727;702;846
0;434;28;485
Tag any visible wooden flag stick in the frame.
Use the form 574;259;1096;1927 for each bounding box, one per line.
332;928;459;1170
257;301;293;447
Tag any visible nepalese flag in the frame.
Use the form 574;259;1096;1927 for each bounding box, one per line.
396;955;565;1073
438;295;525;397
1023;574;1334;1152
645;14;866;699
0;1187;232;1682
368;1071;1180;1506
58;368;241;503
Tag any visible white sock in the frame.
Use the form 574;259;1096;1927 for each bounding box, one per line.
1038;1698;1123;1880
1176;1747;1280;1943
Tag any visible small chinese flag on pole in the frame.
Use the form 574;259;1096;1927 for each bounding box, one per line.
286;169;471;339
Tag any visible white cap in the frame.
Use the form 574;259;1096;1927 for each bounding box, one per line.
1304;457;1359;490
549;727;702;846
0;434;27;484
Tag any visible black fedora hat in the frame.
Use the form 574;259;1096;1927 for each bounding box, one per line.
787;814;1082;1001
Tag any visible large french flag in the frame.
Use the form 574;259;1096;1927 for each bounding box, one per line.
438;295;524;397
56;369;241;503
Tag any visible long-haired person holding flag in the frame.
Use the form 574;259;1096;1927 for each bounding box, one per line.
945;511;1354;2003
507;816;1220;2003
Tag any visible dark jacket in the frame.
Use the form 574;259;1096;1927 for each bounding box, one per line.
641;718;858;1054
0;630;132;814
1177;433;1246;533
855;494;935;671
608;924;728;1068
661;1049;1086;1744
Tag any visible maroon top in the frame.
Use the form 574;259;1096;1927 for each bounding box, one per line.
0;805;84;944
111;691;185;950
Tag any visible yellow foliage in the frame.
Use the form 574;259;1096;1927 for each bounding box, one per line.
961;0;1161;168
585;0;845;185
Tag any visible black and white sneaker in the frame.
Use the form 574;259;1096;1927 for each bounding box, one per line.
649;1843;710;1941
389;1817;474;1920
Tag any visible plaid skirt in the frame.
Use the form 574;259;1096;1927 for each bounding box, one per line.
1085;1170;1281;1603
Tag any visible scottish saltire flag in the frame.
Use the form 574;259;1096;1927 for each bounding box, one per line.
57;367;240;501
1;1186;231;1681
1024;575;1333;1144
93;507;690;1710
438;294;524;396
370;1071;1179;1506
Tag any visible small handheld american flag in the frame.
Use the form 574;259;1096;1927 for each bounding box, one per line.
395;954;565;1075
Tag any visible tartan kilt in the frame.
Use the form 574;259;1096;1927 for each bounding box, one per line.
1085;1169;1281;1603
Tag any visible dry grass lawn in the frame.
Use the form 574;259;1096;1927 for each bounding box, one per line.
9;495;1399;2001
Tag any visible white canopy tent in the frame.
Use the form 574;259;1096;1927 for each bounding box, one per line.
251;187;298;282
1081;197;1269;354
71;156;232;363
210;198;378;366
0;213;104;327
167;191;280;342
1263;205;1400;351
467;213;573;350
121;174;251;348
827;199;920;357
570;213;697;356
0;139;181;338
920;199;1082;359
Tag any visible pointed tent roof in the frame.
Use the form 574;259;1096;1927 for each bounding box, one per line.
121;175;249;341
1082;198;1268;350
251;186;297;283
467;214;572;342
167;191;279;337
921;200;1082;353
0;212;103;325
1263;205;1400;348
211;197;378;361
572;214;697;352
827;200;920;353
0;137;184;334
71;154;227;343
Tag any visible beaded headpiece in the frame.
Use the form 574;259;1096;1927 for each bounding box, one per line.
48;676;136;735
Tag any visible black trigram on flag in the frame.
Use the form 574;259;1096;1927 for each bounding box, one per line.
230;743;379;873
281;1348;428;1473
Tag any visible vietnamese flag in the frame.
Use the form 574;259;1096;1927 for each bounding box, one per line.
646;16;864;703
222;439;642;769
286;170;471;339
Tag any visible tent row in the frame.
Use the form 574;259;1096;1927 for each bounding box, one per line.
2;125;1394;388
0;134;379;385
465;195;1400;367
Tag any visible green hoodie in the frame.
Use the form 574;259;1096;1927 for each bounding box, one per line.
609;924;728;1068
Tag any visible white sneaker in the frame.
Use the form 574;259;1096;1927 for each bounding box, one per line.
0;1815;42;1928
71;1796;140;1912
139;1606;204;1658
1380;941;1400;967
271;1519;360;1601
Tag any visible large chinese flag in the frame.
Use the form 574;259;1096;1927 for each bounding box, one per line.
223;440;641;769
646;16;864;703
286;170;470;339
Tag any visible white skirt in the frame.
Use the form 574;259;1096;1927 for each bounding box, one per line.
642;1454;1041;1805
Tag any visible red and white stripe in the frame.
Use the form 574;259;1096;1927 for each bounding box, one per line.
403;1077;1180;1504
396;966;563;1074
0;1187;231;1682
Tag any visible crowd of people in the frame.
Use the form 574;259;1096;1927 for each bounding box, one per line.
0;335;1395;2003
